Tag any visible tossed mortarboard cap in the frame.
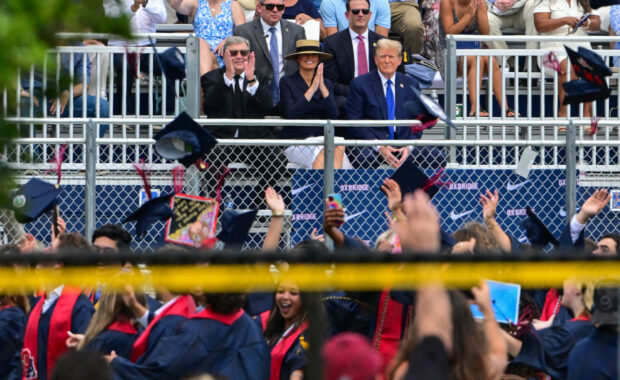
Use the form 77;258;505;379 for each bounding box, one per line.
216;209;258;246
519;207;559;248
562;46;612;105
9;178;61;224
405;86;456;129
154;112;217;168
384;159;440;200
123;193;175;239
157;47;186;81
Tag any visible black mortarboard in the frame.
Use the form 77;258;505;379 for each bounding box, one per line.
591;281;619;325
383;159;440;200
123;193;175;238
157;47;186;81
406;86;456;129
562;46;612;105
154;112;217;168
9;178;61;224
216;209;258;246
519;207;559;248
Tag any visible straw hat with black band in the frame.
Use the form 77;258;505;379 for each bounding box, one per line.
285;40;332;61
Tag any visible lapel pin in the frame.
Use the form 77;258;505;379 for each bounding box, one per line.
400;83;404;88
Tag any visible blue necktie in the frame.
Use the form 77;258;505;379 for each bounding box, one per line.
386;79;395;139
269;26;280;104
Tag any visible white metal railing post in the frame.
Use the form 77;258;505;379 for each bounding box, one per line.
323;120;335;250
185;34;202;196
565;120;577;225
85;120;97;241
445;35;457;163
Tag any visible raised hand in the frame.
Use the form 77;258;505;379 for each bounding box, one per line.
223;50;235;79
381;178;402;213
392;190;440;252
378;146;400;168
245;52;256;81
265;186;285;213
471;279;493;316
480;189;499;223
576;188;610;224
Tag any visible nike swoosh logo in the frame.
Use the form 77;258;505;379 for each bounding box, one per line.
506;180;530;191
449;210;474;221
291;184;314;195
345;211;365;222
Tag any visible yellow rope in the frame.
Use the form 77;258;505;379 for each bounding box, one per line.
1;261;618;292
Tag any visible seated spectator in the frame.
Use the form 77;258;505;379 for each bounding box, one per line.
170;0;246;75
388;0;425;55
420;0;441;60
19;43;111;137
438;0;516;117
533;0;600;118
282;0;327;40
280;40;352;169
486;0;537;69
608;5;620;66
321;0;391;37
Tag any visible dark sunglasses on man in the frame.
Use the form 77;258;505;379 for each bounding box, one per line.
262;3;286;11
228;49;250;57
350;8;370;14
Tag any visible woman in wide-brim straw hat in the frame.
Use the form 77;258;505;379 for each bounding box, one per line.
279;40;353;170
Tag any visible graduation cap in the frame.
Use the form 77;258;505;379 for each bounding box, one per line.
156;47;186;81
383;159;443;200
519;207;559;248
154;112;217;168
123;193;175;239
405;86;456;129
9;178;61;224
562;46;612;105
216;209;258;246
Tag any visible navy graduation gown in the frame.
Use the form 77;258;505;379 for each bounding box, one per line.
0;306;26;380
567;328;618;380
111;309;270;380
26;293;94;380
86;321;138;359
244;292;274;317
275;334;307;380
513;320;595;380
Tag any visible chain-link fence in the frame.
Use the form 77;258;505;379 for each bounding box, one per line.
3;118;619;251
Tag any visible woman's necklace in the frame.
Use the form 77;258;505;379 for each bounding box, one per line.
208;0;221;13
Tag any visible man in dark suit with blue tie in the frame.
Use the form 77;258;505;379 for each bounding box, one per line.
346;38;427;168
323;0;384;115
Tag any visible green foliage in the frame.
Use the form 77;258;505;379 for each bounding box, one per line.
0;0;132;206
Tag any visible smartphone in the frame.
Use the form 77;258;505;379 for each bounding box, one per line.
327;193;343;210
327;193;344;227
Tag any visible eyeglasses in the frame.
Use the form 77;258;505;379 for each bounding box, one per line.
228;49;250;57
261;3;285;11
350;8;370;15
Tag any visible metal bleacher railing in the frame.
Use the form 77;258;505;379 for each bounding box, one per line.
2;33;619;251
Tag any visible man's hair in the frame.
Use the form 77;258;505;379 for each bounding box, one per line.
223;36;251;52
57;232;90;250
51;351;112;380
346;0;371;11
600;233;620;255
375;39;402;57
92;224;132;250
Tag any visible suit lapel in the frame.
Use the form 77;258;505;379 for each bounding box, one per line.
370;71;387;119
369;33;379;71
394;73;405;119
253;19;272;66
341;31;355;80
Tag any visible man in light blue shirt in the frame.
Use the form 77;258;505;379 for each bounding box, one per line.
321;0;391;37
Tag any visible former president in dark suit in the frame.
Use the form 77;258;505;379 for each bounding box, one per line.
346;38;427;168
323;0;383;111
233;0;305;107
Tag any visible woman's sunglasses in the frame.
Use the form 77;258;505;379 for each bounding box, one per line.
350;8;370;15
262;3;286;11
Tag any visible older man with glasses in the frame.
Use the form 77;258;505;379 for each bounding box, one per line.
233;0;306;112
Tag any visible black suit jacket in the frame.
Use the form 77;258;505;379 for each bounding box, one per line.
233;19;306;88
323;28;383;97
201;68;273;138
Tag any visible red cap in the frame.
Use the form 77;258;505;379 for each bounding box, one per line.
321;332;382;380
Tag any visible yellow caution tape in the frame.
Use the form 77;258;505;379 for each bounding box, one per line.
1;261;619;292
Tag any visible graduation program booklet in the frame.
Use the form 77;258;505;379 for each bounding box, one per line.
165;193;219;247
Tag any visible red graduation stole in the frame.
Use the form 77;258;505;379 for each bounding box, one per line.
22;287;80;380
261;310;308;380
541;289;562;322
372;289;411;374
107;316;138;335
130;294;196;363
192;307;245;325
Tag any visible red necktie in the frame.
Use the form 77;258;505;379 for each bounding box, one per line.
357;35;368;76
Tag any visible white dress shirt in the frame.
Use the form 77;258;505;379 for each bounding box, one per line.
42;285;65;314
261;19;284;80
569;214;586;244
377;70;396;104
105;0;167;46
349;28;370;78
223;72;259;96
